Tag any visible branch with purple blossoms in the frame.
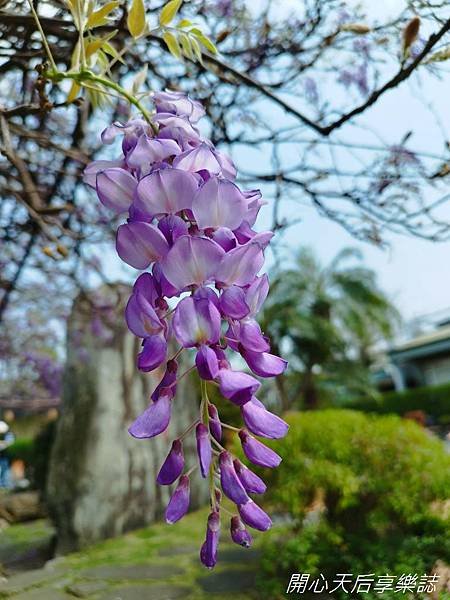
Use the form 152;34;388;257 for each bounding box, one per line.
84;90;289;568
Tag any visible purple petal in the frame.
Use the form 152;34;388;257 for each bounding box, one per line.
214;148;237;180
238;320;270;353
245;275;269;317
134;168;199;217
128;203;152;223
151;360;178;402
219;451;249;505
242;349;288;378
165;474;190;524
133;272;160;306
233;221;261;245
196;423;212;478
125;291;163;338
238;500;272;531
193;286;220;308
152;263;179;298
173;142;222;175
101;119;149;147
153;90;205;123
173;297;221;348
128;394;171;439
153;113;200;141
157;439;184;485
95;168;137;213
126;136;180;171
116;222;170;269
239;430;281;468
161;235;225;289
233;459;266;494
208;403;222;442
158;215;189;245
137;334;167;372
200;511;220;569
83;159;125;188
192;176;247;230
224;322;240;352
211;228;237;252
219;286;249;320
243;189;265;227
217;369;260;406
241;399;289;439
230;516;253;548
196;345;219;380
215;242;264;287
251;231;274;249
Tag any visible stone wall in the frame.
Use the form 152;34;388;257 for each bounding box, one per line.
47;285;207;553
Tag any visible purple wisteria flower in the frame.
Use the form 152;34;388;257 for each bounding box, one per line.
84;88;288;568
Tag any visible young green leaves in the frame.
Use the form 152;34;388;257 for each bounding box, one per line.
87;1;120;29
127;0;146;38
158;0;218;63
159;0;182;26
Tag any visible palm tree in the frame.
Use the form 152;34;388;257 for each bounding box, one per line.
262;247;399;410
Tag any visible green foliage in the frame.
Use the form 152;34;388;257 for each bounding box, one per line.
258;410;450;599
262;247;399;409
34;0;216;110
5;420;56;493
6;437;35;464
348;382;450;423
127;0;146;38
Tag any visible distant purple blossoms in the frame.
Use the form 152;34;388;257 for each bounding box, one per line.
84;90;288;568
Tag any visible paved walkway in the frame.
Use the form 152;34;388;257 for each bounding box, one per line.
0;510;262;600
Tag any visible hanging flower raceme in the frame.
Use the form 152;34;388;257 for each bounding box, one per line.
84;89;288;568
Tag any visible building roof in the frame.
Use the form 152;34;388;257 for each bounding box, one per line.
388;325;450;362
0;397;60;413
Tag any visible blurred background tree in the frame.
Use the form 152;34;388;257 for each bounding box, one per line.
262;247;400;410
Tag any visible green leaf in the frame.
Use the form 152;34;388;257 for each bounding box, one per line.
85;30;118;59
87;1;120;29
163;30;182;58
67;80;81;103
194;32;217;54
189;35;203;64
102;41;126;64
159;0;182;26
178;18;192;28
127;0;146;39
179;33;193;60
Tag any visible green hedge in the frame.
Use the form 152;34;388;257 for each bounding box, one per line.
347;382;450;422
258;409;450;599
5;437;35;464
5;420;56;492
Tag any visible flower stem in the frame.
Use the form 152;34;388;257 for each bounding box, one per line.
179;419;199;441
26;0;58;72
43;69;158;132
221;422;240;432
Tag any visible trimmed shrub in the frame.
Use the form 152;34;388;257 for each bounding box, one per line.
348;382;450;423
258;409;450;599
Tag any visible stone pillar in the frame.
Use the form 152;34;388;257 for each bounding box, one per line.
47;284;207;554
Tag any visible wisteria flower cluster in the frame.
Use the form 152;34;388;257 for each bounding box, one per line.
84;90;288;568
